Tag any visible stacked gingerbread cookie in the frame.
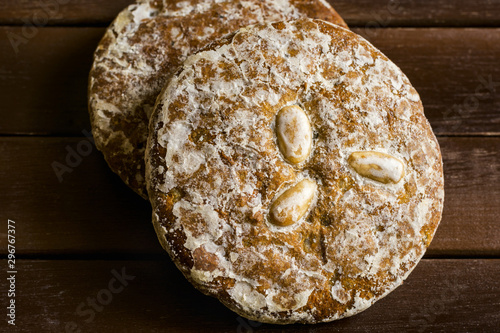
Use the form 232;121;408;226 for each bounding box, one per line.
89;0;444;324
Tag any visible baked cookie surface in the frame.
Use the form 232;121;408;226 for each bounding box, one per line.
146;19;444;324
88;0;347;198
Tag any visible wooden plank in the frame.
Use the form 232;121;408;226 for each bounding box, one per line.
1;0;500;27
353;27;500;136
1;27;499;136
0;27;102;135
0;137;499;256
0;136;162;256
1;259;499;332
335;0;500;27
431;137;500;257
0;0;134;26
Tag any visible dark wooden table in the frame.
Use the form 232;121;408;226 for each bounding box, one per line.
1;0;500;332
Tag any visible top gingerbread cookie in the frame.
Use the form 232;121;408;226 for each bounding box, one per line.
88;0;347;198
146;19;444;324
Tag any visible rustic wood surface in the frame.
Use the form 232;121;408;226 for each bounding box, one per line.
0;0;499;332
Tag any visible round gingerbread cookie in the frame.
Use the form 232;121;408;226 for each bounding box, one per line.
146;19;444;324
88;0;347;198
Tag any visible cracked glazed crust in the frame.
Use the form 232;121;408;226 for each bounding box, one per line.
88;0;347;198
146;19;444;324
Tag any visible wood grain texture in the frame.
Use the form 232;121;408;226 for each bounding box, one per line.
354;27;500;136
431;137;500;256
1;0;500;27
334;0;500;27
1;137;499;256
0;27;102;135
1;259;499;332
1;27;499;136
0;0;134;26
0;136;161;256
